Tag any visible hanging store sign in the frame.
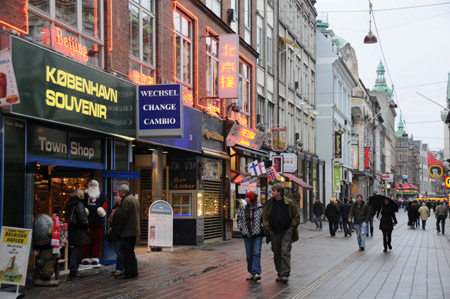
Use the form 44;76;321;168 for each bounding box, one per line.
0;49;20;107
138;84;183;138
381;173;394;182
334;131;342;158
271;127;287;151
364;147;372;169
334;164;341;193
225;122;264;150
10;37;136;138
281;152;297;173
218;34;239;99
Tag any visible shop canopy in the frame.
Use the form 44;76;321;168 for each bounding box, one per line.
282;173;313;190
396;183;418;190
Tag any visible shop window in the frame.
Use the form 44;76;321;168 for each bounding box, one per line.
172;193;192;216
28;0;103;67
128;1;156;85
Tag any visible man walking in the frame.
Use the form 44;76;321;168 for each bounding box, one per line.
325;198;339;236
263;183;300;283
312;197;324;230
436;201;448;235
116;184;140;279
341;198;352;237
348;194;370;251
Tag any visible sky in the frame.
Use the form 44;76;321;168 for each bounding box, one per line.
315;0;450;151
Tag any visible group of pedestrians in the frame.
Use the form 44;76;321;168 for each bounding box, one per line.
406;199;449;234
237;183;299;284
66;182;140;279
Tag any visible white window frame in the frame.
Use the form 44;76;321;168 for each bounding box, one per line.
174;10;193;87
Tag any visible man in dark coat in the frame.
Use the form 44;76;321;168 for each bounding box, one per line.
312;197;324;230
348;194;370;251
377;199;397;252
407;201;419;229
325;199;340;236
341;198;352;237
116;184;140;279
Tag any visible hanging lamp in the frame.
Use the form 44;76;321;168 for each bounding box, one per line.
364;1;377;44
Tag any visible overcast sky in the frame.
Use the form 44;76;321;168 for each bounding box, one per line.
315;0;450;151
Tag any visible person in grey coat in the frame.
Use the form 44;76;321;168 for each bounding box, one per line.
436;202;448;234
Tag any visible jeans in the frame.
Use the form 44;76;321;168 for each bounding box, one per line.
338;216;343;230
366;216;374;236
69;245;83;274
114;240;124;272
122;237;138;277
270;228;293;277
243;236;263;275
354;222;367;248
313;214;322;229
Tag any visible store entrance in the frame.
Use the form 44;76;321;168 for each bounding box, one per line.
34;165;92;220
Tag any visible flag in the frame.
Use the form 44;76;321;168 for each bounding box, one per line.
266;167;277;182
428;151;443;179
258;162;266;174
248;160;260;176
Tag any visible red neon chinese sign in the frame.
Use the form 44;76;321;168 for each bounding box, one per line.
129;70;154;85
365;147;371;169
218;34;239;99
226;122;264;150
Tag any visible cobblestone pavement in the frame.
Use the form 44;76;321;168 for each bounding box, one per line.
9;211;450;299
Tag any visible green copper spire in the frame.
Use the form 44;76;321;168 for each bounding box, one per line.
395;115;406;137
371;60;393;101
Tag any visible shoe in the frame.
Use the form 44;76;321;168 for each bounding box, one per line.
360;247;365;251
276;275;283;282
112;271;123;276
388;244;392;250
349;234;352;236
371;234;373;237
253;274;261;281
344;234;347;237
246;274;254;281
81;258;91;265
383;249;387;252
91;258;99;265
281;276;289;283
69;272;82;278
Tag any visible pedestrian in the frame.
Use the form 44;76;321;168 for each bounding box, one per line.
66;189;90;277
341;198;352;237
325;198;339;237
237;191;264;281
108;192;124;276
116;184;140;279
366;197;376;237
312;197;324;230
348;194;370;251
407;200;419;229
263;183;300;283
377;199;397;252
436;201;448;235
337;198;343;232
418;203;430;230
82;180;108;266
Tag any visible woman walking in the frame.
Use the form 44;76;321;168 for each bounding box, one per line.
237;192;264;281
377;199;397;252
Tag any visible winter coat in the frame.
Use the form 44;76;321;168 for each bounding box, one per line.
407;203;419;221
349;201;370;224
436;204;448;217
107;204;122;242
313;202;324;216
117;193;140;238
67;197;91;246
377;204;397;232
85;192;108;226
341;202;352;219
325;202;340;222
418;205;430;221
237;204;264;238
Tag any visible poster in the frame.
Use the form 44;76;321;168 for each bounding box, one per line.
0;227;32;286
148;201;173;252
0;49;20;106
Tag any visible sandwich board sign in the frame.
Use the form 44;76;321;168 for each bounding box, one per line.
148;200;173;252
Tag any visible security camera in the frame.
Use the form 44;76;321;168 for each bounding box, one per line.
257;123;265;132
266;137;272;146
231;102;241;112
296;140;303;147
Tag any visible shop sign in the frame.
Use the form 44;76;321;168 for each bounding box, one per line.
271;127;288;151
281;152;297;173
27;125;103;163
148;201;173;252
334;131;342;158
272;155;284;173
334;164;341;193
201;162;221;180
381;173;394;182
218;34;239;99
169;157;197;190
364;147;372;169
10;37;136;138
225;122;264;150
138;84;183;138
0;49;20;106
0;227;32;286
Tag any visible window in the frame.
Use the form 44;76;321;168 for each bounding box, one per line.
129;1;155;85
256;14;264;66
239;60;251;114
206;35;220;115
257;96;265;126
266;25;273;73
206;0;221;17
268;101;275;128
230;0;239;33
172;193;192;216
244;0;251;43
174;11;193;87
288;47;294;88
28;0;103;67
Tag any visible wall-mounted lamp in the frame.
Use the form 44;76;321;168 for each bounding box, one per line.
227;102;241;112
364;1;377;44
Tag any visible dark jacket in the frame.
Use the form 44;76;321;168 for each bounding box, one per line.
313;201;324;216
349;201;370;224
341;202;352;219
263;196;300;234
407;202;419;220
67;197;91;246
237;204;264;238
325;202;340;222
117;193;140;238
377;204;397;231
108;203;122;242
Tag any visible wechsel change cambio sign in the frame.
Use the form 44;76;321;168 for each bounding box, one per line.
138;84;183;138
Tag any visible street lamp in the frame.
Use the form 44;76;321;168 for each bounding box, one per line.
364;1;377;44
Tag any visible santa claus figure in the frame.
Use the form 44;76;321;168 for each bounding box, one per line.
81;180;107;266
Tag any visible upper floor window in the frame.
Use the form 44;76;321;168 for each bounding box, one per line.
206;36;219;97
206;0;221;17
256;14;264;67
173;11;193;87
28;0;103;67
239;59;251;115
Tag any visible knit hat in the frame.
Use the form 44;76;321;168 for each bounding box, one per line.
246;192;257;203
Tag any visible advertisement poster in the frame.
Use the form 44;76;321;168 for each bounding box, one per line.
148;201;173;252
201;162;220;180
0;49;20;106
334;164;342;193
0;227;32;286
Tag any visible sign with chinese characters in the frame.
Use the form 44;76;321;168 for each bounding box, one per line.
225;122;265;150
129;69;154;85
364;147;372;169
0;49;20;107
334;131;342;158
138;84;183;138
218;34;239;99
